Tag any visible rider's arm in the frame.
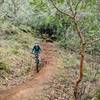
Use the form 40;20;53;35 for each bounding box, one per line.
32;46;35;53
39;46;42;53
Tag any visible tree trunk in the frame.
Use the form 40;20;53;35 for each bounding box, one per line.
74;43;85;99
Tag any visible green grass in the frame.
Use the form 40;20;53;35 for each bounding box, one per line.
0;61;9;71
94;89;100;100
60;51;80;68
11;48;19;55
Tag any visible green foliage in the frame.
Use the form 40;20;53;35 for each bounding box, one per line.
87;42;100;55
94;89;100;100
11;49;19;55
0;61;9;71
55;0;65;3
0;0;33;25
29;0;100;55
29;0;48;12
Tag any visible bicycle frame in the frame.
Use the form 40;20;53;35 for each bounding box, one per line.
35;53;39;72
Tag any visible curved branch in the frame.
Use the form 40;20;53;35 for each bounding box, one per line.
67;0;75;15
87;38;100;46
50;0;74;19
86;33;100;45
74;21;85;43
74;0;82;17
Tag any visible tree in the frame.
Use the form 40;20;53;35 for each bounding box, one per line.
0;0;33;25
49;0;100;99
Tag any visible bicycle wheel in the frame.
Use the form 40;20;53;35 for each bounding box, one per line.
35;56;39;73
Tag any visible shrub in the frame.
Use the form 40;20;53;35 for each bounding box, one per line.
11;49;19;55
0;61;9;71
94;89;100;100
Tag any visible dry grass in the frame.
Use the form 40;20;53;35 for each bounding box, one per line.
0;21;36;89
44;49;100;100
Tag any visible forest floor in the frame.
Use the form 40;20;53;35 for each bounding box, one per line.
0;42;63;100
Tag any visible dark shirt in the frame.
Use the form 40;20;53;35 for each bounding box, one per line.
32;45;41;54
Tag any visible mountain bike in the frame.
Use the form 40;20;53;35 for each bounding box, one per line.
34;53;40;73
31;52;44;73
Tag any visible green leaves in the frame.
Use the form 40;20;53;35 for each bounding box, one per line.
29;0;48;12
54;0;65;4
29;0;100;55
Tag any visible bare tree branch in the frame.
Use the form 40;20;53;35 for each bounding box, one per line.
74;21;85;43
89;34;100;39
49;0;74;19
87;38;100;45
67;0;75;15
86;34;100;44
74;0;82;17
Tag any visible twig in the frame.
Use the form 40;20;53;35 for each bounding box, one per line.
87;38;100;45
74;0;82;17
88;34;100;39
67;0;75;15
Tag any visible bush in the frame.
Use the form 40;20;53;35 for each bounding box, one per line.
94;89;100;100
32;15;70;39
11;49;19;55
0;61;9;71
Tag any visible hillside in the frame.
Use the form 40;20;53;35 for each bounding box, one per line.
0;0;100;100
0;22;100;100
0;21;36;89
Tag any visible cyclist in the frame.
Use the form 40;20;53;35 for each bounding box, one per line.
32;41;42;62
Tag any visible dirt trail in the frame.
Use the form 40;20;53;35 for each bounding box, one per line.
0;42;59;100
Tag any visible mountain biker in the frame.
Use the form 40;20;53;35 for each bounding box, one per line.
32;41;42;72
32;41;42;60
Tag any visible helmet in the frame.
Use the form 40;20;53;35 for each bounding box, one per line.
34;40;39;45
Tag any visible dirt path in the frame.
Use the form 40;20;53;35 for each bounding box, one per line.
0;42;60;100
